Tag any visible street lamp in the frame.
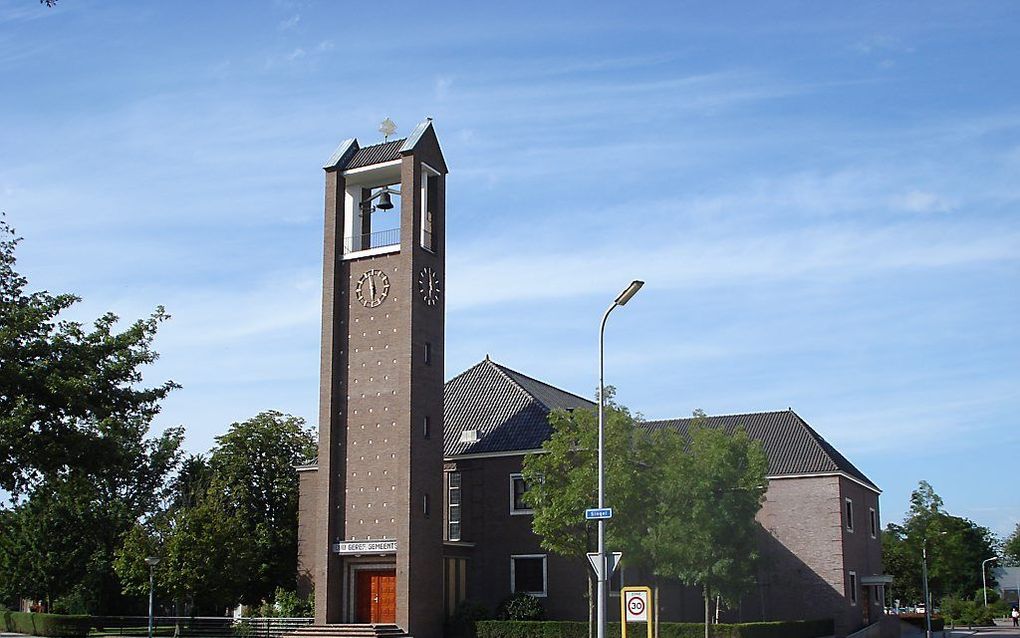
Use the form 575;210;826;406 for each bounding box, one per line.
145;556;160;638
982;556;999;607
597;280;644;638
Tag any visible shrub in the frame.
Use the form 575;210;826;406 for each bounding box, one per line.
475;619;835;638
496;594;545;621
446;600;492;638
1;611;93;638
898;614;944;632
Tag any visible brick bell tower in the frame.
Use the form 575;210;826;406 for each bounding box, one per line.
309;119;447;638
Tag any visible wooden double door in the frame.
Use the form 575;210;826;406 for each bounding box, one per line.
355;569;396;624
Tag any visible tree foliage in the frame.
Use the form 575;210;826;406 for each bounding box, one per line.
0;218;182;613
1004;523;1020;565
115;411;316;611
882;481;998;606
646;414;767;638
522;399;767;637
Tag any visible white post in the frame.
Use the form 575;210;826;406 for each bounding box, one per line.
981;557;998;607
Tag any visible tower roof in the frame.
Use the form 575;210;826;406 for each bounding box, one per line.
322;118;446;172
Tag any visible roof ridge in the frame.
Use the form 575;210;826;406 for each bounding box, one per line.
445;358;489;387
785;409;879;490
490;359;594;410
359;137;407;150
485;359;545;407
646;408;793;423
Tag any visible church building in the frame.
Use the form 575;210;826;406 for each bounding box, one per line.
294;121;888;638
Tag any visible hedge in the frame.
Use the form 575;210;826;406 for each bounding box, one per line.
0;611;93;638
897;614;944;632
476;619;835;638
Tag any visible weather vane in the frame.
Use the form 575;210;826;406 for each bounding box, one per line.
379;118;397;141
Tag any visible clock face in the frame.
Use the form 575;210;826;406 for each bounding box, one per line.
418;267;441;307
355;269;390;308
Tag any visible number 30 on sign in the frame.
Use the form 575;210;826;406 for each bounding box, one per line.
620;586;653;638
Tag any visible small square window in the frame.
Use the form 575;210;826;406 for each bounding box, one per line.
510;474;532;515
869;508;877;538
511;555;547;597
848;571;857;606
845;498;854;532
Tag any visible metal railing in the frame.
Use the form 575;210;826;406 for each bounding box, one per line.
89;616;313;638
343;228;399;254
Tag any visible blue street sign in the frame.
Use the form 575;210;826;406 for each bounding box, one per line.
585;507;613;520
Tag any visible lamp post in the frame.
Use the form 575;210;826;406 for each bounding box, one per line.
145;557;160;638
597;280;644;638
982;556;999;607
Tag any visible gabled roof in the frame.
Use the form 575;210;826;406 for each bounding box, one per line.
322;118;445;172
346;139;406;170
644;411;878;490
443;357;594;456
443;358;879;492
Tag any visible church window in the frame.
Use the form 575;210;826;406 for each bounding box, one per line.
510;555;547;597
848;571;858;605
845;498;854;532
448;472;461;541
510;473;532;515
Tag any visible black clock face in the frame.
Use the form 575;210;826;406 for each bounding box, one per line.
355;269;390;308
418;267;441;307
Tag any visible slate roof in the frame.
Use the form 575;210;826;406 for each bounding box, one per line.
346;139;406;170
644;411;878;490
443;357;594;456
443;358;878;491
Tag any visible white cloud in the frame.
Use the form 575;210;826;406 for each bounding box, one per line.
279;14;301;30
890;189;954;214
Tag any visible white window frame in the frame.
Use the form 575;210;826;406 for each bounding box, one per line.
448;471;461;541
869;507;877;538
845;498;854;533
509;473;533;515
510;554;547;597
848;570;858;606
420;162;440;253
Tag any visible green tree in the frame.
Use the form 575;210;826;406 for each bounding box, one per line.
882;481;998;607
646;416;767;638
1004;523;1020;565
0;218;182;613
521;391;658;631
207;411;317;605
116;411;316;610
116;495;251;615
0;218;180;498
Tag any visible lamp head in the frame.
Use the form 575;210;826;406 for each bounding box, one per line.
145;556;160;567
615;280;644;306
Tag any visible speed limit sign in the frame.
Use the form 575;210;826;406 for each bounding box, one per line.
624;589;648;622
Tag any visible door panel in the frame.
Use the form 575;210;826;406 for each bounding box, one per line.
355;569;396;624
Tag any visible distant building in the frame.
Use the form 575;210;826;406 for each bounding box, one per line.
995;566;1020;608
293;122;888;638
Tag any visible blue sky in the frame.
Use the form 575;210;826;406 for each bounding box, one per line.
2;1;1018;537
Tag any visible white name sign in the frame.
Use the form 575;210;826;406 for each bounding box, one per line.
331;540;398;554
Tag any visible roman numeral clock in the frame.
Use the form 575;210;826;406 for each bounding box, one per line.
300;119;448;638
